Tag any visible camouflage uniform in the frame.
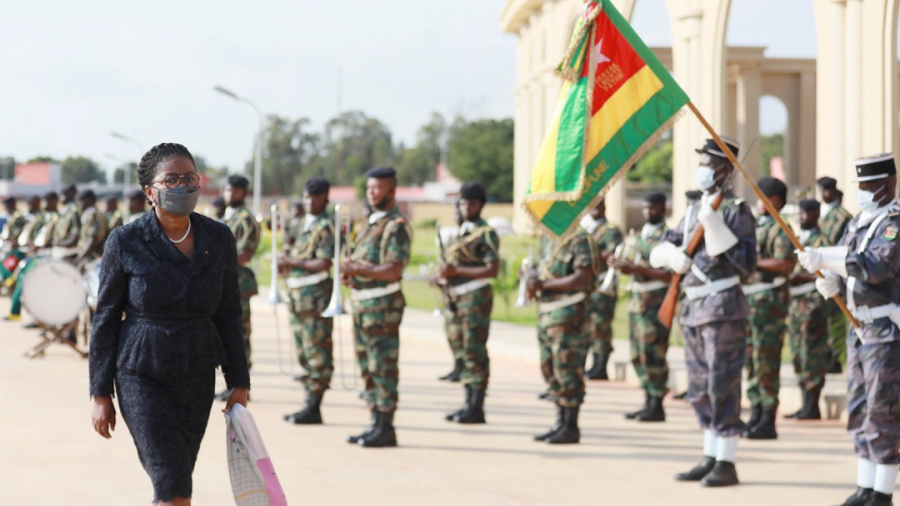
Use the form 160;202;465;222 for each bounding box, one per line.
837;205;900;464
536;231;598;406
788;227;831;391
744;213;794;411
224;204;260;367
77;206;109;263
821;203;853;365
443;218;500;392
52;202;81;251
663;192;757;436
583;218;623;356
286;213;335;394
0;210;27;279
106;209;124;232
9;210;59;317
348;206;411;413
628;223;671;397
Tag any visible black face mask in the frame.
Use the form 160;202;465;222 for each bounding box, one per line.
156;186;200;217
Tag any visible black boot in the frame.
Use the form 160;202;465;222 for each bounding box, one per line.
865;491;893;506
534;404;564;441
546;406;580;444
455;387;486;424
745;409;778;440
585;352;609;380
675;456;716;481
636;395;665;422
439;359;463;382
359;410;397;448
700;461;739;487
283;392;323;424
347;409;377;444
741;404;762;436
835;487;873;506
625;392;650;420
829;351;844;374
784;385;807;419
795;386;822;420
446;386;471;421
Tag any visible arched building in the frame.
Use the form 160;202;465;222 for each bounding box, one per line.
501;0;900;231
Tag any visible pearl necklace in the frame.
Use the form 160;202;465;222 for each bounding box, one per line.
168;219;191;244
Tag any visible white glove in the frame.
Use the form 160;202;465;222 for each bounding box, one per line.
815;271;841;299
697;202;738;257
649;241;692;274
796;246;849;277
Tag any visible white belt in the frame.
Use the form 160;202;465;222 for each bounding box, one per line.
50;246;77;259
683;276;741;301
629;280;668;293
351;282;401;301
788;282;817;297
852;304;900;325
286;271;330;289
449;278;490;297
741;277;786;296
538;292;586;314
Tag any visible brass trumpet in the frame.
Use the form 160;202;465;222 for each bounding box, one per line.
598;229;636;296
514;255;537;307
321;204;346;317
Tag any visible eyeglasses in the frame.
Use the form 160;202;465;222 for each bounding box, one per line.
154;172;201;189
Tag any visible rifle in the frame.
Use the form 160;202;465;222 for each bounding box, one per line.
657;170;735;327
435;222;458;313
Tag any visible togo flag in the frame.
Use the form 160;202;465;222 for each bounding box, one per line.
522;0;689;237
226;404;288;506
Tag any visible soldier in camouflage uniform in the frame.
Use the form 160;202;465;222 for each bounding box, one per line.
105;196;123;232
280;178;335;425
15;196;46;255
612;192;672;422
218;175;260;401
51;183;81;263
653;138;757;487
784;199;830;421
211;196;226;222
342;167;411;448
799;154;900;506
6;192;60;321
818;176;854;375
74;190;109;267
283;200;305;252
126;189;147;225
438;182;500;425
741;177;795;440
527;227;598;445
578;200;623;381
0;196;27;282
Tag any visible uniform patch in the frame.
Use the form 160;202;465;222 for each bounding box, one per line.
886;226;898;241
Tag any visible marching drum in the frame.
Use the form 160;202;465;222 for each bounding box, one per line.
21;259;86;327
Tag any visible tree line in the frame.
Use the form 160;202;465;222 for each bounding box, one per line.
1;111;515;202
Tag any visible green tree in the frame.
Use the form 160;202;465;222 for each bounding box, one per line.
760;133;785;176
27;156;56;163
0;157;15;181
112;162;138;184
244;115;320;195
628;137;673;183
396;112;446;186
309;110;395;186
60;156;106;184
447;118;514;202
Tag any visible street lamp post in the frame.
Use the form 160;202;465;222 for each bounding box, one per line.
213;85;263;217
110;131;142;198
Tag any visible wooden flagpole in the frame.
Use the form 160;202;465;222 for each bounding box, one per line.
657;102;860;329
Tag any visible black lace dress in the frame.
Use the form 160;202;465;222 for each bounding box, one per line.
89;211;250;503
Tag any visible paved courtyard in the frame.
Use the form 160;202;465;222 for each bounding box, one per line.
0;296;861;505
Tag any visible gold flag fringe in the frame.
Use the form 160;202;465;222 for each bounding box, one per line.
555;3;601;83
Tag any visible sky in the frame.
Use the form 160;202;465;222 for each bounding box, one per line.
1;0;822;177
